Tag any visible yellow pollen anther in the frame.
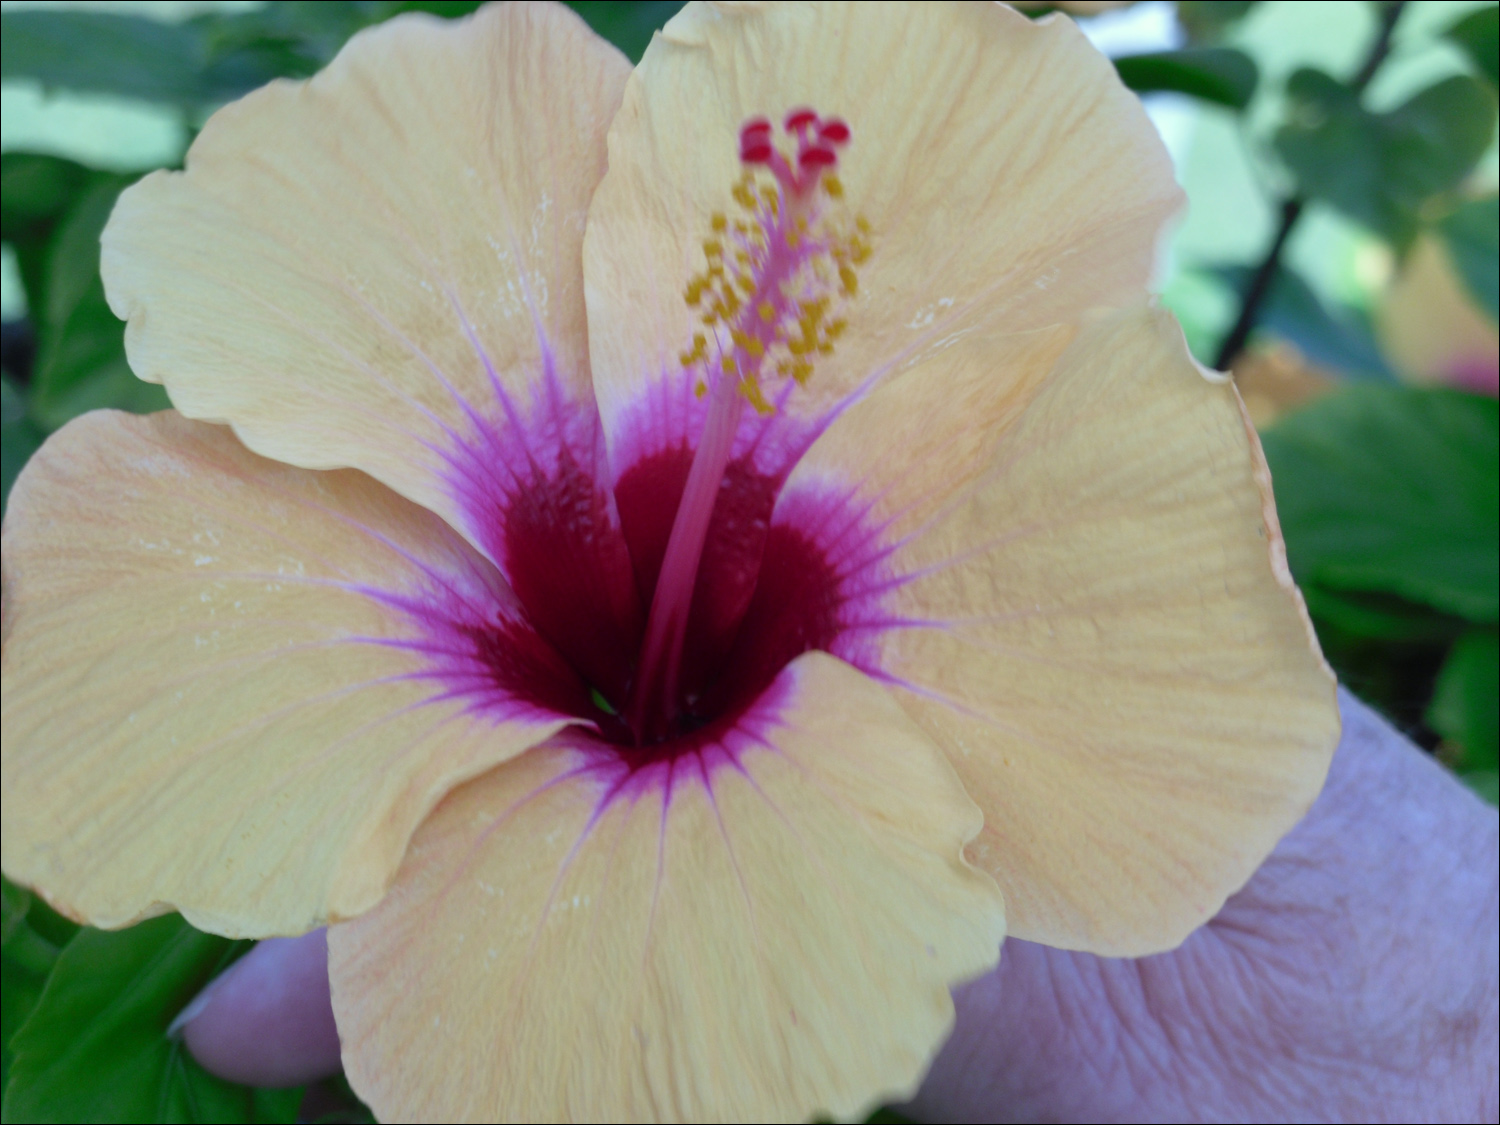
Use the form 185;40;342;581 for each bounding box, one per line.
676;122;874;418
731;330;765;358
778;358;813;384
740;378;774;415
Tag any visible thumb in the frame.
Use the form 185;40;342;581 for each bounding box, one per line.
173;928;342;1087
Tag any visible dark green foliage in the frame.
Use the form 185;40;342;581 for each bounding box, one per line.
26;176;170;429
1437;195;1499;322
0;376;44;516
1176;1;1257;44
1261;387;1498;623
1;914;300;1124
1;879;78;1101
1;153;95;312
1208;264;1394;378
565;1;685;62
1429;628;1500;799
1445;4;1499;88
1263;388;1500;791
1276;69;1497;244
1114;47;1259;108
0;10;265;105
0;155;170;436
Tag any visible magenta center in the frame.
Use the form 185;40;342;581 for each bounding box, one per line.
415;109;882;756
505;441;849;751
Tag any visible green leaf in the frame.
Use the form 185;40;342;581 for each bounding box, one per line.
372;0;485;19
1299;585;1466;644
1429;627;1499;773
0;882;29;948
1176;1;1257;44
0;153;93;235
28;176;170;430
1460;768;1499;804
1;152;95;319
2;916;301;1124
1208;263;1394;378
1;877;70;1101
1114;47;1259;109
1445;4;1499;88
1437;195;1499;323
564;1;684;62
196;1;374;75
298;1076;376;1124
2;11;204;104
17;898;78;954
0;375;45;518
1261;386;1499;623
1275;70;1497;244
0;9;285;107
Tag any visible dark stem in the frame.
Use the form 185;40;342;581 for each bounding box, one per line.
1212;0;1408;371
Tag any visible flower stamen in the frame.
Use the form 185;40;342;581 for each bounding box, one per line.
628;108;870;743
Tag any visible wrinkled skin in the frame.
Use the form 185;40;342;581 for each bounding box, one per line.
184;691;1500;1123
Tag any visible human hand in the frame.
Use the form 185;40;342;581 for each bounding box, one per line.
181;691;1500;1122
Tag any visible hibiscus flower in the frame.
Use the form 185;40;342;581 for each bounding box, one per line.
0;2;1338;1120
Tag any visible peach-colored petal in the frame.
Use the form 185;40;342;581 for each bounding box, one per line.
330;653;1004;1123
1377;233;1499;397
1011;1;1135;13
101;3;629;537
789;304;1339;956
1;412;567;936
584;0;1180;447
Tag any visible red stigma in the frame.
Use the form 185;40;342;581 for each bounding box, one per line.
784;107;818;132
817;118;850;145
737;108;852;199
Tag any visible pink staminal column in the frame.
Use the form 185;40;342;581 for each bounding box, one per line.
625;109;851;743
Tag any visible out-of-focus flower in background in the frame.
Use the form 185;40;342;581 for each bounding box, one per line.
1378;200;1500;398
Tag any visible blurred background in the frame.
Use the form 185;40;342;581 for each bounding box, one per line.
1;2;1496;1121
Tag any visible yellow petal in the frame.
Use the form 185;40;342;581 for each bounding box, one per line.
789;305;1339;956
1377;232;1500;395
101;3;629;537
584;0;1180;438
1;412;568;936
330;653;1004;1123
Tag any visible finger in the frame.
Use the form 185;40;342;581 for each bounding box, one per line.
905;690;1500;1123
176;928;343;1087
